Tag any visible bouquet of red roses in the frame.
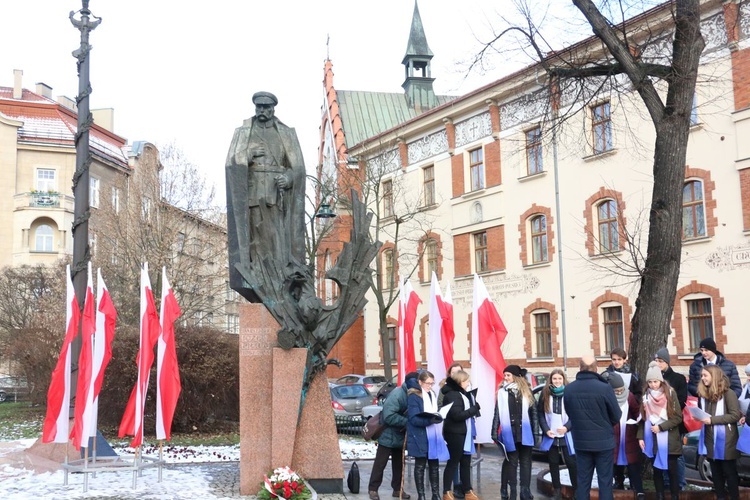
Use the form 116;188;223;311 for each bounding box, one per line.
257;466;312;500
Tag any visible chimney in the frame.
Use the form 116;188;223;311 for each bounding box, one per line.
35;82;52;99
13;69;23;99
92;108;115;133
57;95;78;111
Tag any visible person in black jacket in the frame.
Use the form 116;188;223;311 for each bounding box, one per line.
654;347;688;491
565;355;621;500
441;371;480;500
687;337;742;398
604;347;642;401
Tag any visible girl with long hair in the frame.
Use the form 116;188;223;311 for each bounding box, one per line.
697;364;742;500
637;361;682;500
407;370;450;500
441;370;480;500
492;365;536;500
537;369;576;499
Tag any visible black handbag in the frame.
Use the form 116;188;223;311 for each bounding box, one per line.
347;461;360;493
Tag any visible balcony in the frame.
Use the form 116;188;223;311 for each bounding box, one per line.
30;192;60;208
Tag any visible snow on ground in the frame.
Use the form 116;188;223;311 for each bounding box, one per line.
0;435;377;499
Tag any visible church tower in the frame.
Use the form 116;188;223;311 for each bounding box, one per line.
402;0;438;112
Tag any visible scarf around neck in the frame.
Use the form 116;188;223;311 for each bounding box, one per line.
550;385;564;396
646;388;668;424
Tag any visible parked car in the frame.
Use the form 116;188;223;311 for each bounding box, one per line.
683;428;750;482
376;375;400;405
330;383;377;421
334;374;388;395
0;376;31;403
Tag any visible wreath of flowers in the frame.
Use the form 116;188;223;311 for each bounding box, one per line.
257;466;312;500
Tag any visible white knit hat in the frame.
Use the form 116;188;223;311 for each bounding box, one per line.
646;361;664;382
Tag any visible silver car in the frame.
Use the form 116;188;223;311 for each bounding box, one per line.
334;374;388;395
330;384;376;419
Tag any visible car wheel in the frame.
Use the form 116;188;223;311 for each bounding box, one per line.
698;456;712;482
0;391;6;403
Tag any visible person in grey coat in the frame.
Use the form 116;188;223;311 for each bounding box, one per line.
368;372;417;500
687;337;741;398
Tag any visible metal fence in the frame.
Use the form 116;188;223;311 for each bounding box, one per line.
334;414;366;436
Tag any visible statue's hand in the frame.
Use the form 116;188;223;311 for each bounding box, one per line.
275;174;290;189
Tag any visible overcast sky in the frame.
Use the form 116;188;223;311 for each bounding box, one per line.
1;0;589;206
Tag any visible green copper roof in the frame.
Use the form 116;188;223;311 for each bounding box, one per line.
402;1;433;64
337;90;455;149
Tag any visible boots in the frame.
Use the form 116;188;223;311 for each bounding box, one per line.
464;491;479;500
414;462;427;500
442;492;454;500
428;463;441;500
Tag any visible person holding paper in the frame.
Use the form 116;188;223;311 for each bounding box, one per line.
606;372;644;498
653;347;688;491
491;365;536;500
441;370;480;500
407;371;449;500
537;369;577;499
439;362;466;499
637;362;683;500
697;364;742;500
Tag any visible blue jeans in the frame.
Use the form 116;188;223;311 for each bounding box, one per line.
663;454;686;489
575;449;614;500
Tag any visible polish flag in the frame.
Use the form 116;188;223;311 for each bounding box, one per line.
397;277;421;385
470;274;508;443
70;263;96;449
427;272;454;385
119;263;161;447
42;265;80;443
88;269;117;438
156;267;182;441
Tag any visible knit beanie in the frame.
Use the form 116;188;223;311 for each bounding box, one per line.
699;337;717;354
646;361;664;382
654;347;670;365
608;372;625;389
503;365;525;378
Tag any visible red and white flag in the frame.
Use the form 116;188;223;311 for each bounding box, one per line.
470;274;508;443
42;265;80;443
427;272;454;385
156;267;182;441
88;268;117;438
119;263;161;447
70;263;96;449
397;276;421;386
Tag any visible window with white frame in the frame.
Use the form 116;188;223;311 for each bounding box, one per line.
526;127;543;175
111;187;120;213
530;215;548;263
602;305;624;355
227;314;239;334
383;249;395;289
388;325;397;365
469;148;485;191
534;311;552;357
592;101;613;154
88;231;97;256
142;196;152;219
383;180;394;217
423;165;435;206
36;169;56;192
682;180;706;239
474;231;488;273
90;177;100;208
597;200;619;253
424;238;438;279
686;297;713;351
35;224;54;252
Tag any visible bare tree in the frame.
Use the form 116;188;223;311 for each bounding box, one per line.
474;0;705;378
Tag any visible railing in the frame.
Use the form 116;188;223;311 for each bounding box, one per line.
30;192;61;208
335;414;366;436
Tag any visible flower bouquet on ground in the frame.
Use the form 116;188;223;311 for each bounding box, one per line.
258;466;312;500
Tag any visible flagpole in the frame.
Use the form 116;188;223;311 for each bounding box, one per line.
158;440;163;482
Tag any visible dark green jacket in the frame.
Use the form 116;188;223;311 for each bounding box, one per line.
637;388;683;456
699;389;742;460
377;382;409;449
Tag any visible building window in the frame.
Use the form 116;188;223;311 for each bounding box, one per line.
88;231;97;257
686;298;713;351
469;148;485;191
423;166;435;206
383;180;394;217
388;325;397;365
592;101;612;154
142;196;152;219
177;232;186;253
597;200;619;253
425;238;438;279
90;177;100;208
383;249;395;289
534;312;552;357
526;127;543;175
36;169;56;192
683;180;706;239
35;224;54;252
227;314;239;334
474;231;488;273
111;187;120;213
602;306;624;355
530;215;548;263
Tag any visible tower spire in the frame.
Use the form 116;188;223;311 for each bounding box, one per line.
402;0;437;112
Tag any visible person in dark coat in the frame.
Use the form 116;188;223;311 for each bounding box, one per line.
439;362;465;499
687;337;741;398
606;373;643;497
368;372;417;500
603;347;642;401
565;355;622;500
654;347;688;490
441;371;480;500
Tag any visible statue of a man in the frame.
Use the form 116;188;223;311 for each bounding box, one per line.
225;91;306;303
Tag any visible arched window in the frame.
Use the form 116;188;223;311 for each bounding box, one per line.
424;239;438;279
35;224;54;252
597;200;619;253
683;180;706;239
530;215;548;263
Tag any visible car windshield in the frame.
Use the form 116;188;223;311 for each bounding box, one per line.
333;385;370;399
364;376;386;384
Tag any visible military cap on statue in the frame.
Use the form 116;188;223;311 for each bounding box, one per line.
252;91;278;106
